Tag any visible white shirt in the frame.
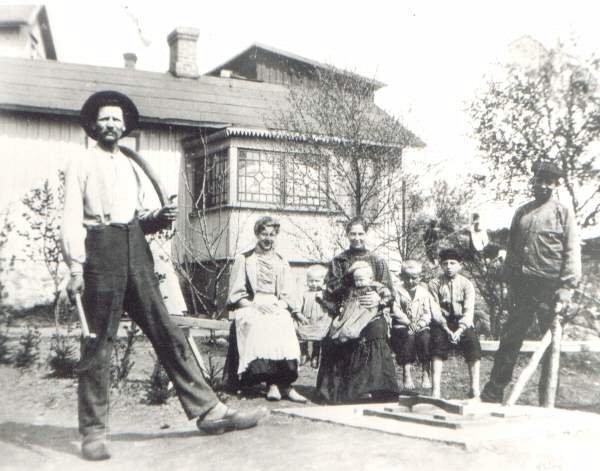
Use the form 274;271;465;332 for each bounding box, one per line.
61;145;154;273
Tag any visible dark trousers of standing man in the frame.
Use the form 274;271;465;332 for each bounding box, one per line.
482;274;557;404
78;220;219;438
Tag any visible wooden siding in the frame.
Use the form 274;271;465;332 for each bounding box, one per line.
0;110;190;208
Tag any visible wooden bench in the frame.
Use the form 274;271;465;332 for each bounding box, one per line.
479;339;600;353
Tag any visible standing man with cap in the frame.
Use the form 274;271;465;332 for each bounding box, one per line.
62;91;263;461
481;162;581;404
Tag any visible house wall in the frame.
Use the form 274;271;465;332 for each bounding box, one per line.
0;110;193;310
0;26;24;57
255;50;312;87
0;21;48;60
181;134;345;263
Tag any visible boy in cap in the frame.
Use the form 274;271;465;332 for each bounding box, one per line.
63;91;263;461
429;248;482;399
481;162;581;405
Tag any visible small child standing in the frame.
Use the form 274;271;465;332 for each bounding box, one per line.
390;260;440;391
295;265;331;368
429;248;482;399
328;261;392;343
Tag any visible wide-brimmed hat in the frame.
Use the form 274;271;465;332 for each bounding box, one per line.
532;161;564;180
80;90;139;139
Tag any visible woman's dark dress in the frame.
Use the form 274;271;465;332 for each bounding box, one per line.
316;248;400;403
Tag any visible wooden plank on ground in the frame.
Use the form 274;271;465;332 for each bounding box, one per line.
364;409;463;429
397;395;465;415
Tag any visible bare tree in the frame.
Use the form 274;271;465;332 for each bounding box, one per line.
173;134;242;319
275;65;422;227
0;209;14;317
471;43;600;227
19;171;65;305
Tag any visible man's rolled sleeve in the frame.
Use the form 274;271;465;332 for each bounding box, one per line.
61;156;86;274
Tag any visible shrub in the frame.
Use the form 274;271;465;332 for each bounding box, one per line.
110;323;139;388
0;330;11;365
205;354;224;391
14;326;41;368
47;332;78;378
145;357;173;405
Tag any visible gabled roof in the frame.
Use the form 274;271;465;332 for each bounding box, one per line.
0;56;291;129
0;4;39;25
0;56;422;147
206;42;386;90
0;5;56;60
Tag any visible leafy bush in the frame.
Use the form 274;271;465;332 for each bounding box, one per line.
14;326;41;368
110;323;139;388
47;332;78;378
0;330;12;365
145;357;173;405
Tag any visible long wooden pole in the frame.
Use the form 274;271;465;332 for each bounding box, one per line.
504;328;552;406
540;317;562;408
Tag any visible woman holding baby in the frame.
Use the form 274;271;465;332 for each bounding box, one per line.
316;218;400;403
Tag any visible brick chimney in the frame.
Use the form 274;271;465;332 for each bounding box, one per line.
167;27;200;78
123;52;137;69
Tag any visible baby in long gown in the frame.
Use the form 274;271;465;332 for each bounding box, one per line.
328;261;392;343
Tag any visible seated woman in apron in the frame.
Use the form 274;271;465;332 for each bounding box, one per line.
222;216;307;403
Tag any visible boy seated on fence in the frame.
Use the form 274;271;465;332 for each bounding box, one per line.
390;260;439;391
328;261;392;343
295;265;331;368
428;248;482;399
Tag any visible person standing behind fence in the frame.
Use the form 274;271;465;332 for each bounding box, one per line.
62;91;263;461
481;162;581;405
296;264;331;368
468;213;489;257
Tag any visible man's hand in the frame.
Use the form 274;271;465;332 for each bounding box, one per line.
554;288;572;315
155;202;178;225
67;273;84;303
358;290;380;309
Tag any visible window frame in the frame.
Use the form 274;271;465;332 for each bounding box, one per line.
236;147;330;210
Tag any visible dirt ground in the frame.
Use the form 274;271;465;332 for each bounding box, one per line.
1;332;600;471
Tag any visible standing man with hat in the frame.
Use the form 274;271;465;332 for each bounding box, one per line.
62;91;263;461
481;162;581;404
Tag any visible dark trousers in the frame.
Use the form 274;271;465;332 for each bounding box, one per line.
390;328;431;365
78;221;218;437
430;324;482;362
483;275;556;402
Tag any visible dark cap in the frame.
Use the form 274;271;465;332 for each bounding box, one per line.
439;248;463;262
80;90;139;140
253;216;280;236
532;161;564;179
